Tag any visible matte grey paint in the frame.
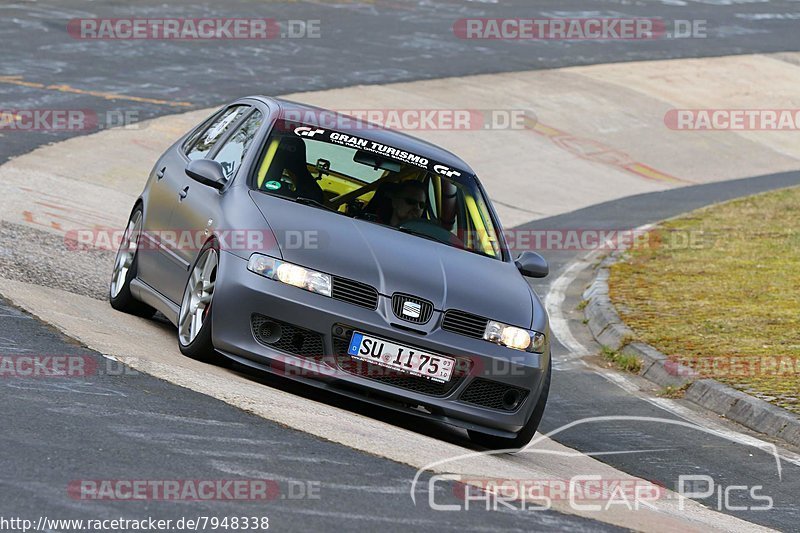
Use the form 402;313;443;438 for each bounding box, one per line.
185;159;227;190
127;96;550;437
515;251;550;278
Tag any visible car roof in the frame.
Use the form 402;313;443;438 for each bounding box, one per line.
248;96;478;175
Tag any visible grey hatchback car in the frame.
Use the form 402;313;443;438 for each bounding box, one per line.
109;97;551;449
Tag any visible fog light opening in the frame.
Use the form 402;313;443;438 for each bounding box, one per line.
501;389;521;410
259;321;282;344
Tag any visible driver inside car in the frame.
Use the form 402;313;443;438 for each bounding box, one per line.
389;180;427;227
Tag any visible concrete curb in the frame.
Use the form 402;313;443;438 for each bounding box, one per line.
582;254;800;450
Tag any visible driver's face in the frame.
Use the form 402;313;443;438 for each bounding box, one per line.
392;186;426;224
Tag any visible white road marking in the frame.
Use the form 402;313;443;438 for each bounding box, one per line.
544;241;800;470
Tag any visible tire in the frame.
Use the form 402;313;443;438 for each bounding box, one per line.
468;363;551;451
109;205;156;318
177;239;229;366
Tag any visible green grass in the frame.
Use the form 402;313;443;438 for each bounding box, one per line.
609;186;800;414
601;346;642;374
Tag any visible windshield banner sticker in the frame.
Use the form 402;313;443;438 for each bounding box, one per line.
291;125;464;176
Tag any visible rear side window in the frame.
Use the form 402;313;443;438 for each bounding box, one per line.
186;105;248;160
213;110;264;179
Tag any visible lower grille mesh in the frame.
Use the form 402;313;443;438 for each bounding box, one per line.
251;314;325;360
460;379;529;411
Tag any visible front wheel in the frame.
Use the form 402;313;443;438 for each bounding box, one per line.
468;364;551;451
177;240;228;366
109;206;156;318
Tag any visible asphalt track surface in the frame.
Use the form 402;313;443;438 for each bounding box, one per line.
529;172;800;531
3;0;800;531
4;0;800;162
0;300;620;532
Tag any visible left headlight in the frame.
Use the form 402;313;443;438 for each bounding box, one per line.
247;253;332;298
484;320;546;353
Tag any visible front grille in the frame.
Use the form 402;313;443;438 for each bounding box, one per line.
331;277;379;310
460;379;529;412
391;293;434;324
251;314;325;360
441;310;489;339
332;335;468;397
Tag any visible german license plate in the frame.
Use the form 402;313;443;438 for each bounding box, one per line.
347;332;455;383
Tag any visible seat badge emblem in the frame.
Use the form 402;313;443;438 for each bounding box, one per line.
402;301;422;319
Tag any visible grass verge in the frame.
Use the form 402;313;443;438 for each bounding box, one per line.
601;346;642;374
609;186;800;414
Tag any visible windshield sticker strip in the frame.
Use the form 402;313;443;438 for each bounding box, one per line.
292;125;465;178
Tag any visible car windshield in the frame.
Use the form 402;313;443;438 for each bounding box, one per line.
251;122;504;260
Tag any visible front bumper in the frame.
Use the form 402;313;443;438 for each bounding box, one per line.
212;251;551;437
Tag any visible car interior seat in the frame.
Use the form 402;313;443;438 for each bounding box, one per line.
264;137;325;203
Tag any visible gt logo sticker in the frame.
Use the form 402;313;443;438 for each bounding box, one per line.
434;164;461;178
294;126;325;138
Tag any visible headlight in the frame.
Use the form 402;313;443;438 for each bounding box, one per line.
484;320;546;353
247;254;332;297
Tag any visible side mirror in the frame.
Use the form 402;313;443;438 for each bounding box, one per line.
185;159;227;190
515;251;549;278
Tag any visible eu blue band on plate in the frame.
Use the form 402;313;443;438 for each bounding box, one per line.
348;332;363;355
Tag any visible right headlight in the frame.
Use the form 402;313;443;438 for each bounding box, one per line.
247;253;332;298
484;320;546;353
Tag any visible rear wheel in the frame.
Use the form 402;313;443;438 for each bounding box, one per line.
178;240;228;366
468;364;551;451
109;206;156;318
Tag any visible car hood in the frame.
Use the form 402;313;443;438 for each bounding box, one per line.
249;191;533;328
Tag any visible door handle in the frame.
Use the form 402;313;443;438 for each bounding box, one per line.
179;186;189;201
156;166;166;180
